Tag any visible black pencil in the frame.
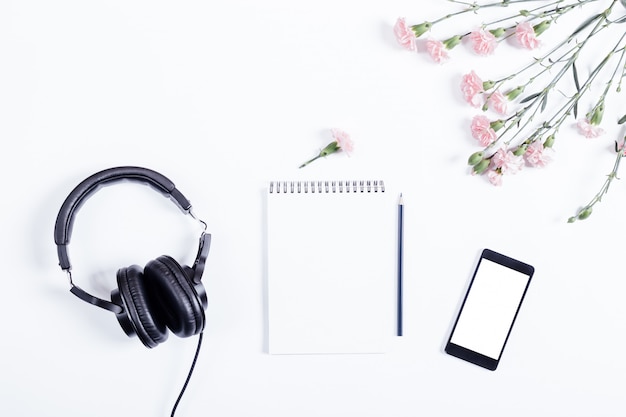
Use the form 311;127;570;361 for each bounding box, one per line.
397;193;404;337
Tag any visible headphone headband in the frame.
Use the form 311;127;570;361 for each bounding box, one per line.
54;166;210;314
54;166;191;261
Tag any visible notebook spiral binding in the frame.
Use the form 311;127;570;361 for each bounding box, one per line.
269;180;385;194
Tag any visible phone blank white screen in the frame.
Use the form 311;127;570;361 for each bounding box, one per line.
450;258;530;360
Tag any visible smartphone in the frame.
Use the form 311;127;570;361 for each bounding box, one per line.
445;249;534;371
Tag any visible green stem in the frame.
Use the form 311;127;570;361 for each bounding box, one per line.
483;0;591;28
617;51;626;93
570;143;624;222
298;141;340;168
491;1;610;87
516;43;619;148
432;0;553;25
453;0;602;44
599;36;626;98
482;3;617;152
546;43;625;136
512;39;624;159
299;155;321;169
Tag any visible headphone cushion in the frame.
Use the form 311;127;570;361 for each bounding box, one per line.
144;256;204;338
116;265;168;347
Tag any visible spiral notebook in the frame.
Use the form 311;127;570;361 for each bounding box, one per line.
266;180;396;354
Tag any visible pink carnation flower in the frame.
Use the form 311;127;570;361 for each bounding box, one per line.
487;169;503;186
461;71;484;108
394;17;417;51
299;128;354;168
425;39;448;63
331;128;354;154
515;22;540;50
469;29;498;55
470;115;497;146
491;148;523;174
524;141;552;167
488;91;508;115
576;118;605;138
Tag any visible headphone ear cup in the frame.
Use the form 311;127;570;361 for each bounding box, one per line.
112;265;168;348
144;256;205;338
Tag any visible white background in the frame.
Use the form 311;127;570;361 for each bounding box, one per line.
2;1;626;416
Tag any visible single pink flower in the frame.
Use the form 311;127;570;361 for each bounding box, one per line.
331;128;354;154
470;115;497;146
491;148;523;174
425;39;448;63
524;141;552;167
488;91;508;115
394;17;417;51
299;129;354;168
576;118;605;138
515;22;540;50
461;71;484;108
469;29;498;55
487;169;503;186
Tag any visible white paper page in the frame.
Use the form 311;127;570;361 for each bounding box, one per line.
267;181;396;354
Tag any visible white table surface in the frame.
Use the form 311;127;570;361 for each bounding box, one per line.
2;1;625;416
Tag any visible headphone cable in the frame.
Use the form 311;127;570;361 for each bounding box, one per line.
171;331;204;417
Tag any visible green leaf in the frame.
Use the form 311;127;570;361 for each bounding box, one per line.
570;13;602;37
520;92;541;103
540;94;548;113
572;62;580;91
615;16;626;24
572;62;580;119
619;114;626;124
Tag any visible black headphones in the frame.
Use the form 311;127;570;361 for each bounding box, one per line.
54;166;211;348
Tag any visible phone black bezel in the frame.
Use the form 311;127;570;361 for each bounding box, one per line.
445;248;534;371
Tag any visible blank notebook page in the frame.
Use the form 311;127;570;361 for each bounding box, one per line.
266;180;395;354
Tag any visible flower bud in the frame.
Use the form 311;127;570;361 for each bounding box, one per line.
577;207;593;220
443;35;461;50
513;145;527;156
506;86;525;101
489;27;506;38
490;120;505;132
411;22;432;37
482;80;495;90
473;159;490;175
533;20;551;36
468;151;484;166
320;141;340;156
588;103;604;126
543;135;555;148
